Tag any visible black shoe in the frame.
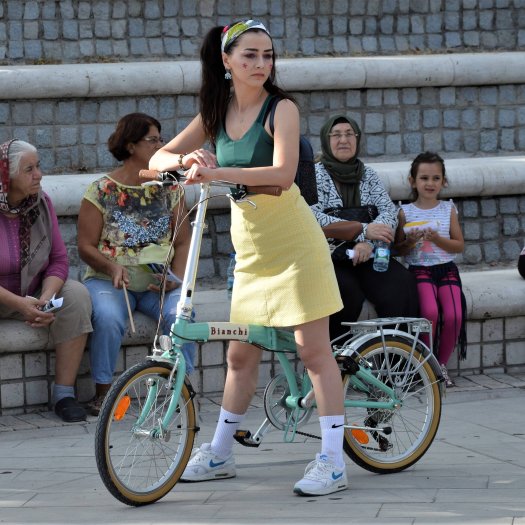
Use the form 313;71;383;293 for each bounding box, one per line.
54;397;87;423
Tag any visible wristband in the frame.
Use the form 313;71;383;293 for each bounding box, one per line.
178;153;188;171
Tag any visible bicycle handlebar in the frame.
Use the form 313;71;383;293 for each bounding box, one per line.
139;169;282;197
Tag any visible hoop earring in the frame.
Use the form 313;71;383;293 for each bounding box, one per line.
225;70;232;80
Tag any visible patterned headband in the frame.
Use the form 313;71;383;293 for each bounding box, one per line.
221;20;270;53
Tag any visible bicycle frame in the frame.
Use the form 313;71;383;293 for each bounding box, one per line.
144;181;440;442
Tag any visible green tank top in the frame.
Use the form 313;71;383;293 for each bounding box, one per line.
216;95;274;169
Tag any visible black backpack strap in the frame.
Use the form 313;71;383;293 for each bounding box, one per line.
263;95;280;135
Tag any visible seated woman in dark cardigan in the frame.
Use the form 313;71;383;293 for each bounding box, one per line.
310;115;419;340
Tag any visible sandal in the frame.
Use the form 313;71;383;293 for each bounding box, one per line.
87;383;112;416
440;364;456;388
54;397;87;423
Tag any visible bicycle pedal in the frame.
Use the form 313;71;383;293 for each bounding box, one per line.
233;429;260;448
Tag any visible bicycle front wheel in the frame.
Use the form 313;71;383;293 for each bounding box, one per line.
342;337;441;474
94;360;197;506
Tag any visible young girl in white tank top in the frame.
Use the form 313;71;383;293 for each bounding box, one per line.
394;152;466;387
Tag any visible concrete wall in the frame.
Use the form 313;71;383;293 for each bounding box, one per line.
1;0;524;64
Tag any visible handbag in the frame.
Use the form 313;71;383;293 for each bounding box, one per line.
324;205;379;261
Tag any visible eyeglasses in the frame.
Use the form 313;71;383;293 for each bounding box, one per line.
328;132;359;140
141;136;164;144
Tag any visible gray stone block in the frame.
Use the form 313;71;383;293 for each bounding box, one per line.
23;40;42;59
481;30;498;47
333;36;349;53
383;90;399;106
404;109;420;131
408;34;425;50
346;91;362;108
464;221;480;240
462;201;478;218
364;17;378;35
501;128;516;151
445;32;462;47
502;240;521;260
500;197;519;215
24;1;40;20
0;355;23;381
422;108;439;129
379;15;394;34
479;108;496;129
443;130;461;151
498;108;516;127
423;132;442;151
385;134;402;155
362;36;378;52
482;220;499;240
315;37;332;54
9;20;23;42
366;135;385;156
23;21;39;40
397;15;410;34
12;103;32;125
112;1;127;18
464;131;479;153
483;242;501;264
439;87;456;106
93;0;111;19
78;20;93;39
427;33;444;49
181;38;199;56
479;10;494;30
403;133;422;154
35;128;54;148
402;88;418;105
130;37;148;55
318;16;331;37
480;130;498;152
365;113;384;133
394;35;409;51
481;199;497;217
95;39;113;57
129;18;144;37
464;244;482;264
461;108;478;129
503;217;520;236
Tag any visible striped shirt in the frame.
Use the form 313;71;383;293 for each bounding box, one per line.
401;200;457;266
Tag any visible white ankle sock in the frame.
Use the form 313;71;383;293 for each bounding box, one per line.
319;415;345;469
210;407;245;459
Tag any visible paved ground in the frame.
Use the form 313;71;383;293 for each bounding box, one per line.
0;372;524;524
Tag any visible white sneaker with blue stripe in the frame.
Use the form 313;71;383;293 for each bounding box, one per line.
180;443;236;482
293;454;348;496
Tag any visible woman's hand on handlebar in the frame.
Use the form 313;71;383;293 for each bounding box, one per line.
182;149;217;170
183;164;217;185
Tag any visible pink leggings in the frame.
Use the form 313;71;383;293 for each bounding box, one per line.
414;268;463;366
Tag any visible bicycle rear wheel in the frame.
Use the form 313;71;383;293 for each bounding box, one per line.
94;360;197;506
342;337;441;474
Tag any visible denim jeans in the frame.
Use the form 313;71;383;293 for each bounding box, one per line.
84;278;196;384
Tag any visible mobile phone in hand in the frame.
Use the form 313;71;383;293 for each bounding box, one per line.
41;294;64;313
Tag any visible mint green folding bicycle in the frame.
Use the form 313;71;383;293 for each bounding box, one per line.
94;172;444;506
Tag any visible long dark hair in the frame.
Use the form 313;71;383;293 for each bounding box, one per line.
409;151;447;200
199;25;294;144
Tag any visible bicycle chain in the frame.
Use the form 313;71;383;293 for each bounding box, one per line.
294;429;321;440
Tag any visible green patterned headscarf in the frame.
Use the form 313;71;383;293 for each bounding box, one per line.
221;20;270;52
319;115;365;208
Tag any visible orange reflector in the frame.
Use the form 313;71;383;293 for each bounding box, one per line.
114;395;131;420
351;427;369;444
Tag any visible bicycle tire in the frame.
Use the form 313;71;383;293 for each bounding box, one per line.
342;336;441;474
94;360;197;506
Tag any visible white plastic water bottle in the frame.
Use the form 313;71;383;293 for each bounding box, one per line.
373;241;390;272
227;253;236;299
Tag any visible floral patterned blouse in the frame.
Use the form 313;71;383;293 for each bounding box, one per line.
310;162;398;245
82;175;182;290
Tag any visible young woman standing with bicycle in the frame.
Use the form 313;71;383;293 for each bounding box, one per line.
149;20;347;497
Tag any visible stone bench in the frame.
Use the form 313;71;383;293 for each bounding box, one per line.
1;268;523;415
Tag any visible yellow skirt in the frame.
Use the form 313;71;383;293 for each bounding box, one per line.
230;184;343;326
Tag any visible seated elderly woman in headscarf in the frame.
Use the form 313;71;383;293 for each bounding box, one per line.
310;115;420;341
0;140;92;422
